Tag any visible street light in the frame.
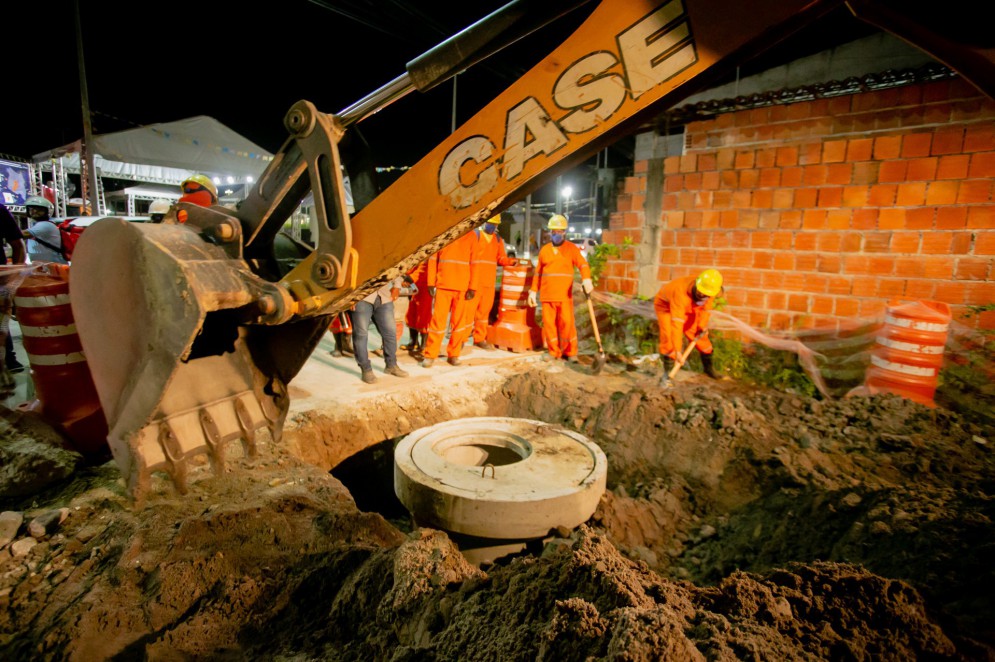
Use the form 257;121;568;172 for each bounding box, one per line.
561;185;573;216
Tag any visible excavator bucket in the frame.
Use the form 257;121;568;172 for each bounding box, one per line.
68;217;321;498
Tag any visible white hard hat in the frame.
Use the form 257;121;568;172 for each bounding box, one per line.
149;199;171;215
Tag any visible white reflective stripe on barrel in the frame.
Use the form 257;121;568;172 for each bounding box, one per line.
870;354;936;376
884;314;948;333
876;336;944;354
20;323;78;338
14;294;72;308
26;351;87;366
502;298;526;307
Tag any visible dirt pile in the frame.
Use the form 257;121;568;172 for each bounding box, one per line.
0;364;992;660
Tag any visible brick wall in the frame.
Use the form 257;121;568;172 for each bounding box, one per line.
600;78;995;330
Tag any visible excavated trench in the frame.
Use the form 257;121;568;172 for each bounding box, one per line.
2;360;993;659
297;364;995;654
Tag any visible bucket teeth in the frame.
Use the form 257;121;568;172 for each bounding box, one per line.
124;391;278;501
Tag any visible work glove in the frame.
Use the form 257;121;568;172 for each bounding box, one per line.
527;290;537;308
428;286;436;297
465;289;476;301
408;283;419;296
582;278;594;295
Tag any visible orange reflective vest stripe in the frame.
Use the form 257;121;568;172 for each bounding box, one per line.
428;231;478;291
531;240;591;302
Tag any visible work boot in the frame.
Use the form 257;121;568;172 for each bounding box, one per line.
361;369;377;384
700;352;719;379
565;355;579;363
542;353;557;362
662;355;675;375
420;358;435;368
385;365;409;378
342;335;355;357
402;331;419;352
447;356;462;367
476;340;495;351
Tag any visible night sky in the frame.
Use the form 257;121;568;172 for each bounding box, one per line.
3;0;523;165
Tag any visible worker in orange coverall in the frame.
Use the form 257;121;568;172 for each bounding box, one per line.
402;260;431;357
527;214;592;362
420;231;479;368
654;268;723;382
468;215;517;350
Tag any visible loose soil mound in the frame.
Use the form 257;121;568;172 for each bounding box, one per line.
1;365;992;660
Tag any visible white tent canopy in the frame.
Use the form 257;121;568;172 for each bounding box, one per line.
32;115;274;186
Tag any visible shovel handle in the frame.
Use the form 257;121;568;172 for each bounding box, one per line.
667;335;700;379
585;295;604;352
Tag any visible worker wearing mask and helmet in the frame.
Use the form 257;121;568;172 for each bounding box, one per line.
468;214;517;350
178;174;218;208
527;214;592;362
654;269;723;382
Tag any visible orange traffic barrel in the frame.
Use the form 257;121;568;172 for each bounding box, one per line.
487;259;542;352
862;300;950;407
15;266;108;457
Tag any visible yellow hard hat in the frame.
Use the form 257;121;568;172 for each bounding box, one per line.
486;215;501;226
547;214;568;231
695;269;723;297
181;174;218;199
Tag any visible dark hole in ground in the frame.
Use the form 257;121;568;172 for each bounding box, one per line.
330;437;411;527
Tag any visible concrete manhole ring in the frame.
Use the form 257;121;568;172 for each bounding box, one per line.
394;417;607;539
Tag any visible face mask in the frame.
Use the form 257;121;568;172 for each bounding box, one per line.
483;223;496;235
694;298;708;307
551;232;565;246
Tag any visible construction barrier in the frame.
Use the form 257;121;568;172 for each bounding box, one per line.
487;259;542;352
15;265;108;457
862;300;950;407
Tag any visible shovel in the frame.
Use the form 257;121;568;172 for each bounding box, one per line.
662;332;701;387
585;293;607;375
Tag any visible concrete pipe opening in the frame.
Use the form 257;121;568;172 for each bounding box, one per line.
394;417;607;542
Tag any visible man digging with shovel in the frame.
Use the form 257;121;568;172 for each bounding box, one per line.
654;269;723;386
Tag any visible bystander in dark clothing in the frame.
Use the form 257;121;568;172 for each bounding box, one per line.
0;203;27;373
349;280;410;384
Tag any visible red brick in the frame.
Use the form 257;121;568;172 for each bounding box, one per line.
890;232;921;254
873;135;903;159
800;211;825;231
772;190;795;209
781;167;804;187
827;276;851;295
975;233;995;255
771;231;793;249
878;208;907;230
896;183;927;206
758;168;779;188
906;157;938;181
852;208;878;230
734;151;755;169
905;207;935;230
827;164;853;185
796;253;818;271
862;232;891;252
869;256;896;275
787;294;809;312
776;146;799;166
732;190;751;208
967;206;995;229
847;138;873;161
818;254;842;273
778;211;801;229
921;233;953;254
933;234;968;264
772;254;794;271
964;124;995;152
698;153;718;171
844;255;872;274
955;257;992;280
816;233;841;251
679;154;698;173
932;128;966;155
867;184;897;207
877;279;906;298
756;148;777;168
966;282;995;303
853;162;880;185
841;233;863;252
766;291;787;309
752;252;773;269
937;155;971;180
812;296;835;315
901;133;932;158
795;233;817;251
826;210;851;230
933;281;968;304
692;232;711;247
925;181;960;205
799;143;823;165
835;299;859;316
958;181;993;205
823;140;847;163
750;232;772;249
859;300;888;317
794;188;819;208
969;152;995;179
740;169;760;188
904;280;936;299
936;207;968;229
878;160;908;183
716;149;735;170
819;188;843;207
803;165;828;186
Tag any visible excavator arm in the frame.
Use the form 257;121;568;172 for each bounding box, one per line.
68;0;995;498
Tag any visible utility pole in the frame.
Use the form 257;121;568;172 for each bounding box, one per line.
74;0;100;215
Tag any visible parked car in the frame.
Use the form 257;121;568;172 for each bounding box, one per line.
570;237;599;259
